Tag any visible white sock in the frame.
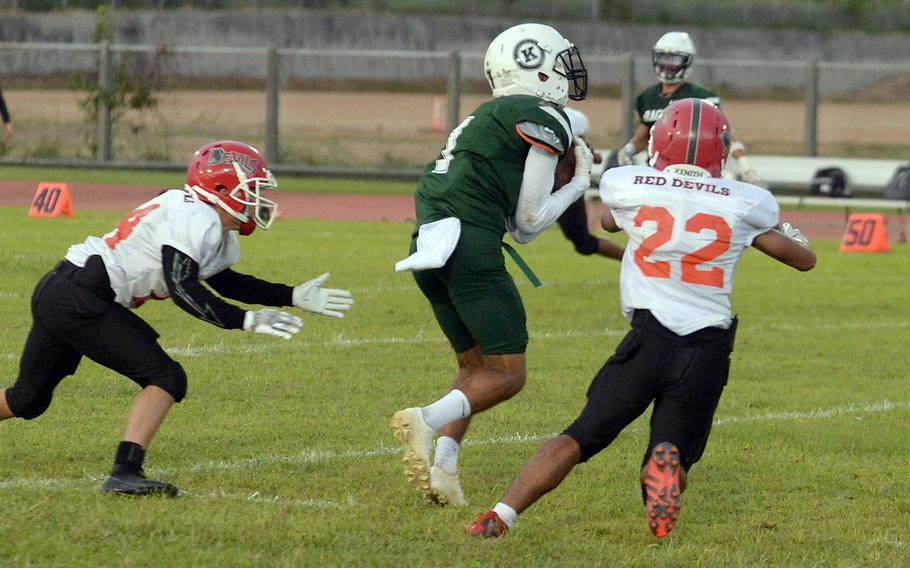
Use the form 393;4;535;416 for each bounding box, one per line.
433;436;460;475
492;502;518;528
420;389;471;431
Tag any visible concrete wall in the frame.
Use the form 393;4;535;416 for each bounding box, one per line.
1;9;910;61
0;10;907;95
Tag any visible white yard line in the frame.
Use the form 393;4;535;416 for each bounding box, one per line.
0;477;349;509
712;399;910;426
2;319;910;359
1;399;906;502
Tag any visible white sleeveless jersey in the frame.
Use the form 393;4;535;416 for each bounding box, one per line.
65;188;240;308
599;166;779;335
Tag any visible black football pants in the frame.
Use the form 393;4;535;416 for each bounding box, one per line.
564;309;737;471
5;256;182;419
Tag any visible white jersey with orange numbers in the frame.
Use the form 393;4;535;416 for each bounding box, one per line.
65;188;239;308
599;165;779;335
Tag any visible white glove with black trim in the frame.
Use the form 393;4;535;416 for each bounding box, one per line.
573;136;594;179
243;309;303;340
779;222;810;247
616;142;637;166
293;273;354;318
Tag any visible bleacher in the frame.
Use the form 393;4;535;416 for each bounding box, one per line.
592;151;909;199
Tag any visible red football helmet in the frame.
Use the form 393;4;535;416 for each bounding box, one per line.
186;140;278;235
647;98;731;177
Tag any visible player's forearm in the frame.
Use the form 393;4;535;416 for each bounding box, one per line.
0;91;9;124
628;125;650;153
162;245;246;329
205;268;293;307
515;147;587;235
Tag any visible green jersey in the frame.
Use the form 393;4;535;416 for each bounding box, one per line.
635;82;719;128
414;95;572;235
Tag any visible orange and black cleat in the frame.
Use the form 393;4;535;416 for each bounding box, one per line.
465;510;509;539
642;442;682;539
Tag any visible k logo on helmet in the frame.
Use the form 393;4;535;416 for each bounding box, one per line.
514;40;544;70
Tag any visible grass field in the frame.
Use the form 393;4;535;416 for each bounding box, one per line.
1;200;908;566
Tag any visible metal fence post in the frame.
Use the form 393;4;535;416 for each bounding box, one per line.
265;46;280;165
97;41;113;162
620;52;635;143
804;57;818;157
446;51;461;132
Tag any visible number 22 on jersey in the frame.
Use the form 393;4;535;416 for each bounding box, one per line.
633;206;731;288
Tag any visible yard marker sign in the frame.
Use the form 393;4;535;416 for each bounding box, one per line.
840;213;890;252
29;182;74;218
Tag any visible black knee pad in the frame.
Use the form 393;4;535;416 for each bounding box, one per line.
149;361;187;402
5;385;53;420
572;235;599;256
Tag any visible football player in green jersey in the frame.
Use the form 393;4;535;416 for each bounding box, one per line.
616;31;761;185
391;22;593;507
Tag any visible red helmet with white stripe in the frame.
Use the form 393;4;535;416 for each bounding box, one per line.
648;98;730;177
186;140;278;236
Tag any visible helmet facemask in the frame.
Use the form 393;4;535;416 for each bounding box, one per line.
652;50;693;83
226;161;278;231
553;46;587;101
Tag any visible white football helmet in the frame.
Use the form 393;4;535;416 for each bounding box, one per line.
484;23;587;106
652;31;696;84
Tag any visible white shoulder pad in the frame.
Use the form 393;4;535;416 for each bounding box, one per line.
517;121;565;154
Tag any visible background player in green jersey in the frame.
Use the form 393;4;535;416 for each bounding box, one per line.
616;31;761;185
391;22;593;507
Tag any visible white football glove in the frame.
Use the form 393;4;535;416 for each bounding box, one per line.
573;136;593;178
616;142;636;166
243;309;303;340
779;222;810;247
734;153;762;186
741;169;762;186
293;273;354;318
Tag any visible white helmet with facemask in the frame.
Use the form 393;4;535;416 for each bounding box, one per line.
652;31;696;84
484;23;587;107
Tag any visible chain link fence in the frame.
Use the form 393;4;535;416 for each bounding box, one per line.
1;41;908;176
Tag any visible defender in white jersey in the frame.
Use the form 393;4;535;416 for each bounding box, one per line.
0;141;353;497
467;99;814;540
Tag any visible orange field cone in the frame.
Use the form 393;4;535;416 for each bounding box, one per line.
431;96;445;132
840;213;890;252
29;182;74;218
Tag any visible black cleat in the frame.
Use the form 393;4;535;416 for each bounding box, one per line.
100;473;178;497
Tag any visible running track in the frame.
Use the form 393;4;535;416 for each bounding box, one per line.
0;180;900;241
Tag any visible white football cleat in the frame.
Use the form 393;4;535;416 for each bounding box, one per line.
390;408;435;502
430;465;467;506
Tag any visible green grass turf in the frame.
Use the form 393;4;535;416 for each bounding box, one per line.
0;166;415;195
0;206;907;566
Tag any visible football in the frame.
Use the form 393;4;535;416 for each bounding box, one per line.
553;148;577;191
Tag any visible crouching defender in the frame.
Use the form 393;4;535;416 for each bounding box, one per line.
467;99;815;539
0;140;353;496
